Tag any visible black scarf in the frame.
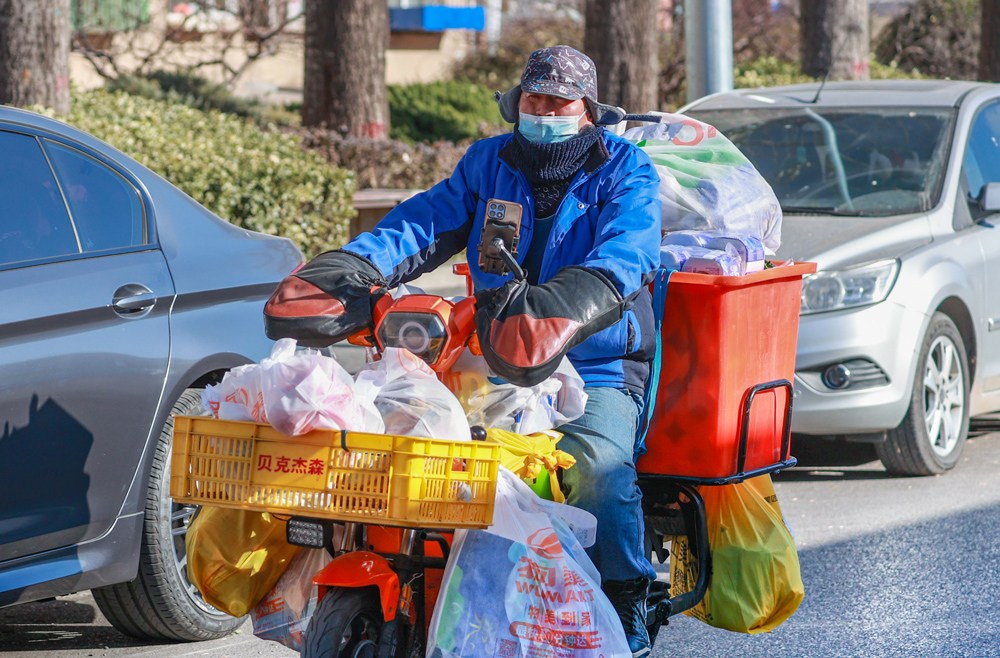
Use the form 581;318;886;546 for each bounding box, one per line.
510;125;602;217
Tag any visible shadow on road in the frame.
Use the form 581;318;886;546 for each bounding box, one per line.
0;596;152;651
777;427;996;482
771;436;887;481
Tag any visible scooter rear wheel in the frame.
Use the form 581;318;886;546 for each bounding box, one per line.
303;587;383;658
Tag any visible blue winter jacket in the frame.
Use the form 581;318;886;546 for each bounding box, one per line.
342;129;662;394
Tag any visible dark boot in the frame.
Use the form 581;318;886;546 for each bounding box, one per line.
603;577;652;657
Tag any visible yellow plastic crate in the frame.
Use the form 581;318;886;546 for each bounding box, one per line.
169;416;500;529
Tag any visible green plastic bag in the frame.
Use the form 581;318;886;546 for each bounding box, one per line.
669;474;804;634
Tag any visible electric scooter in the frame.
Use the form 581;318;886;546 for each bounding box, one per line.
285;241;725;657
172;238;806;656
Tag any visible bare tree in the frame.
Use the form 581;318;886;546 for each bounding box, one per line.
873;0;979;80
982;0;1000;81
73;0;302;88
583;0;659;113
303;0;389;139
0;0;71;113
799;0;869;80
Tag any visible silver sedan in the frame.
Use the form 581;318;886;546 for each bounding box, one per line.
0;106;302;638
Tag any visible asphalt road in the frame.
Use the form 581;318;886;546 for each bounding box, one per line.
2;429;999;658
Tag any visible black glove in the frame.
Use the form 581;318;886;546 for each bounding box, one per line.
475;266;624;387
264;250;387;347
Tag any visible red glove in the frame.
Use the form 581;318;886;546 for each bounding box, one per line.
264;250;386;347
475;266;624;386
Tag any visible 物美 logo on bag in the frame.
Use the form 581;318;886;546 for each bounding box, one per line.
526;528;564;559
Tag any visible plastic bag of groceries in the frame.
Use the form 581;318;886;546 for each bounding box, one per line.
427;469;630;657
354;347;471;441
186;508;300;618
624;111;782;254
486;428;576;502
443;349;588;435
203;338;383;435
251;547;332;652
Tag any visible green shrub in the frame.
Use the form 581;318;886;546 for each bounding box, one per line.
388;80;506;143
733;56;924;91
734;56;814;89
868;60;926;80
63;89;354;257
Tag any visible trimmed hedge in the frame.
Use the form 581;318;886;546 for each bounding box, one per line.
60;89;354;257
735;56;923;90
388;80;506;144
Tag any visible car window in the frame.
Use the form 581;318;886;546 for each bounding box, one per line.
44;140;146;252
686;107;954;217
0;130;80;267
962;101;1000;202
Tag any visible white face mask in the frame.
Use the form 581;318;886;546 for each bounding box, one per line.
517;112;585;144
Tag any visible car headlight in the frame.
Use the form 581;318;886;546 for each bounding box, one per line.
800;259;899;314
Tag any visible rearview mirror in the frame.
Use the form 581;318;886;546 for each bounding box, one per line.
979;182;1000;213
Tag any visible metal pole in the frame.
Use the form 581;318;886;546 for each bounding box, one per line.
485;0;503;56
685;0;734;103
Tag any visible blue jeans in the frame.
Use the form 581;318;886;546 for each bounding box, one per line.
556;386;657;583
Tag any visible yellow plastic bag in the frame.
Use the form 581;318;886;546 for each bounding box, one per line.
485;428;576;502
669;474;804;634
186;506;302;617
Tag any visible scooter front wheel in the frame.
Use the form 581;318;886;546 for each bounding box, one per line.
303;587;383;658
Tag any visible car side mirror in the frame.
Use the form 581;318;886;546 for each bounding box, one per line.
978;182;1000;213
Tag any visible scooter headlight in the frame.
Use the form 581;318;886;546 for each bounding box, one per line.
377;312;448;365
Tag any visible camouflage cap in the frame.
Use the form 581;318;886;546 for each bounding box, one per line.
520;45;598;102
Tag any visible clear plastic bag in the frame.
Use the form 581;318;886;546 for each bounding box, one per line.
354;347;471;441
624;112;782;254
427;469;630;657
251;547;332;652
447;350;588;434
204;338;383;435
201;362;266;423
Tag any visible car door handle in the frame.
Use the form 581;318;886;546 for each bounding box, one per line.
112;285;157;314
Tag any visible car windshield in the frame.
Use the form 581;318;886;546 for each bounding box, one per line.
685;106;956;216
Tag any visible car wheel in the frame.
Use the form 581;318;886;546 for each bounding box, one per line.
91;388;244;640
876;313;969;476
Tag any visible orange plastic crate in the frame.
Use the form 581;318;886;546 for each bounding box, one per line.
170;416;500;529
637;262;816;481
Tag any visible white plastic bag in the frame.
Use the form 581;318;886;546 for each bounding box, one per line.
354;347;471;441
250;547;332;652
202;361;267;422
427;469;631;658
624;111;782;254
447;350;588;434
204;338;383;435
